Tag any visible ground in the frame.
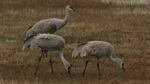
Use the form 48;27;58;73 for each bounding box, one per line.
0;0;150;84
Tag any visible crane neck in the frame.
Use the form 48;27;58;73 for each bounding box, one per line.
109;56;122;66
63;9;70;25
110;57;117;63
56;9;70;30
59;49;71;72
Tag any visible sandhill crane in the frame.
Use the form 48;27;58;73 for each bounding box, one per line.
30;33;71;75
72;41;124;76
22;5;75;50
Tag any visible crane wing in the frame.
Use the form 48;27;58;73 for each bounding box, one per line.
23;21;57;43
22;25;33;40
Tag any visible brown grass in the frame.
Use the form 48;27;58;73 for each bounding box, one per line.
0;0;150;84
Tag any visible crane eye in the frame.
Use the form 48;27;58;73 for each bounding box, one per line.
69;6;73;9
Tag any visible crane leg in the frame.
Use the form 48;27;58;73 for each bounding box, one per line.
83;60;88;76
45;52;54;74
34;51;44;76
49;59;54;74
122;63;125;71
45;52;48;58
97;60;100;76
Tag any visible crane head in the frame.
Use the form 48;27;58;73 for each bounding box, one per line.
66;5;75;12
67;64;72;75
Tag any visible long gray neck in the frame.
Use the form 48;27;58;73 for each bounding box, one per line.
56;9;70;30
58;9;70;29
110;56;117;63
59;49;71;72
109;55;120;64
64;9;70;23
109;55;122;66
108;54;124;70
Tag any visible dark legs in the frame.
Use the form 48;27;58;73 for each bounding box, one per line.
83;60;89;76
34;50;54;76
97;60;100;76
45;52;54;74
34;51;44;76
83;59;100;76
122;63;125;71
49;60;54;74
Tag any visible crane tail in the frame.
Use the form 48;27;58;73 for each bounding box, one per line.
22;40;31;50
72;48;79;58
72;46;87;58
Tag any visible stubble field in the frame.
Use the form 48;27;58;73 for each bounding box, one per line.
0;0;150;84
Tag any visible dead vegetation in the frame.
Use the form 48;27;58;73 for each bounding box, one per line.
0;0;150;84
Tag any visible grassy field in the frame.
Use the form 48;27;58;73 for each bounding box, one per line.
0;0;150;84
102;0;150;5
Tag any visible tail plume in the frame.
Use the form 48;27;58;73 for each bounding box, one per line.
72;44;87;58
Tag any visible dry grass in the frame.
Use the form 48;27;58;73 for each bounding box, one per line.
102;0;150;5
0;0;150;84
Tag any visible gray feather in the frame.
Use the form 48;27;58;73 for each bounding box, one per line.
72;43;88;58
23;25;33;41
30;34;65;51
23;5;74;50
